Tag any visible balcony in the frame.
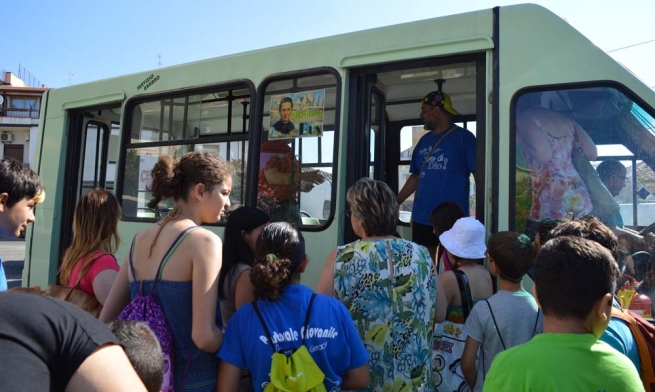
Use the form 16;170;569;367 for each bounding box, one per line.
0;107;40;119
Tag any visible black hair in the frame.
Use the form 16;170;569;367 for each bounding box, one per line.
0;157;45;208
250;222;305;300
218;206;269;298
109;320;163;392
596;159;626;181
535;236;619;320
430;201;465;239
547;216;620;262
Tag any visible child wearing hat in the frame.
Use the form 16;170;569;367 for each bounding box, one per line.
435;217;493;392
460;231;542;391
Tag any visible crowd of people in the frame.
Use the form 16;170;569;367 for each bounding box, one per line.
0;88;653;392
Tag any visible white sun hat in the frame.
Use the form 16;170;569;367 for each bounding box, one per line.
438;217;487;259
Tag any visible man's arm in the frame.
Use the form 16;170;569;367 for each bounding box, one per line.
397;174;418;205
66;344;146;392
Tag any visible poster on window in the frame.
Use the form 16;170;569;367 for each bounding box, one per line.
269;90;325;139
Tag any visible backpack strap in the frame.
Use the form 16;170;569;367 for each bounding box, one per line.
252;301;275;353
127;236;138;282
454;270;474;319
252;293;318;352
484;299;506;350
532;309;541;337
301;293;317;345
150;226;200;294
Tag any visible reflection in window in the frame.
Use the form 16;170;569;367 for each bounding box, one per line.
122;85;251;220
258;73;338;227
514;87;655;237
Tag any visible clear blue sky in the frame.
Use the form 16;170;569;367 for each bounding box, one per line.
3;0;654;89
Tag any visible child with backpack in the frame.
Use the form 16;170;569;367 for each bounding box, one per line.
460;232;541;391
217;222;370;391
101;151;230;391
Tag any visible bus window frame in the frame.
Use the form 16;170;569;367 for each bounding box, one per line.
116;79;257;224
253;67;342;232
509;80;655;232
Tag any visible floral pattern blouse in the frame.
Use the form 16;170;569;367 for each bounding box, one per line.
334;238;437;391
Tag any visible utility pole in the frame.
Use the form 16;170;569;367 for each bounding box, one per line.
66;72;74;86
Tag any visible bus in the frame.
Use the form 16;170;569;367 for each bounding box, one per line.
25;3;655;291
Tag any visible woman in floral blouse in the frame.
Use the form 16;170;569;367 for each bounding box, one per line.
317;178;447;391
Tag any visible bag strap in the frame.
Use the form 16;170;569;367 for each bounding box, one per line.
416;124;457;194
302;293;317;345
128;236;138;282
484;299;506;350
252;300;275;353
252;293;318;352
150;226;200;294
532;309;541;337
454;269;474;320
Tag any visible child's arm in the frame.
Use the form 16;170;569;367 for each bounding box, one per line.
342;364;370;390
461;336;481;389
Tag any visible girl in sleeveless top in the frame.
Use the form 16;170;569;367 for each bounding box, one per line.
430;201;465;275
101;151;230;391
60;188;121;305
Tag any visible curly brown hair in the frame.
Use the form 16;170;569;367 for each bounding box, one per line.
148;151;231;209
250;222;305;300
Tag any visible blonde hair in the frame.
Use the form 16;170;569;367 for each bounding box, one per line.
59;188;121;285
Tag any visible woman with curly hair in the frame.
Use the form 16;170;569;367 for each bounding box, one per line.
218;222;369;391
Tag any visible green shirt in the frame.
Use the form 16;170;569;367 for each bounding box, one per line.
483;333;644;392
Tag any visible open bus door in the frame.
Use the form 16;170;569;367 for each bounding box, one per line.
56;109;117;279
344;72;388;243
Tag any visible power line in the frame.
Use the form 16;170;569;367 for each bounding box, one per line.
607;39;655;53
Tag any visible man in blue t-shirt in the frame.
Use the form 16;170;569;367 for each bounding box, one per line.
0;158;45;290
397;90;476;259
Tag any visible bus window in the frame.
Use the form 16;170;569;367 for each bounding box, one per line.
513;86;655;238
121;84;252;220
258;71;339;228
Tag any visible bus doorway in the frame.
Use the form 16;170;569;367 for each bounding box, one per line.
56;106;121;279
346;55;486;243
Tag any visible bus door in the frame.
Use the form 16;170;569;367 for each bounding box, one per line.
345;72;388;242
57;107;121;276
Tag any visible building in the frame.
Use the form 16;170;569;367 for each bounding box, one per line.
0;71;48;166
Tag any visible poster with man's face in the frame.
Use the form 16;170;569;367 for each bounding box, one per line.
269;90;325;139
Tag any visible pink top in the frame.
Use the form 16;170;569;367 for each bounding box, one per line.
68;252;119;296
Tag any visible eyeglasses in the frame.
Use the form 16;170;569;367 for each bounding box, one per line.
343;210;352;219
611;174;628;183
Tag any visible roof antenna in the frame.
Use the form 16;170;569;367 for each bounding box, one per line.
434;78;446;91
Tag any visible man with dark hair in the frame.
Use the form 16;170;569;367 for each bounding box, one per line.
596;159;655;249
0;157;45;290
271;96;296;137
546;216;642;375
397;90;475;261
109;320;164;392
0;292;146;391
483;236;642;391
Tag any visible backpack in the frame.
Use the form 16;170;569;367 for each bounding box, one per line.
252;293;327;392
118;226;199;392
611;306;655;392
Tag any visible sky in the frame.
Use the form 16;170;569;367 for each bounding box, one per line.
3;0;654;90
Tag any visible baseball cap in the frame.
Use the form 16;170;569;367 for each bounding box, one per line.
422;91;460;116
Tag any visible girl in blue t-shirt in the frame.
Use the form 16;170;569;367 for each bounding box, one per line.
217;222;370;391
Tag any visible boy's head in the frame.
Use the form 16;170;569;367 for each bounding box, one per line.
487;231;536;283
109;320;163;392
535;218;563;251
0;158;45;238
547;216;620;262
535;236;619;337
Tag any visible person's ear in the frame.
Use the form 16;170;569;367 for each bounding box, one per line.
298;256;309;273
191;183;205;201
594;293;613;322
0;193;8;212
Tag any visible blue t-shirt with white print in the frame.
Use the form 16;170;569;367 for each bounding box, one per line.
218;284;369;392
410;125;476;225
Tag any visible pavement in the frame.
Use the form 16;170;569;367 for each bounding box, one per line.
0;240;26;288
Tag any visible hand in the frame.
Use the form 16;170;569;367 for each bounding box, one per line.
301;170;328;185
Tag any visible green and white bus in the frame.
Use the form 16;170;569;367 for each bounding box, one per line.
25;4;655;290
